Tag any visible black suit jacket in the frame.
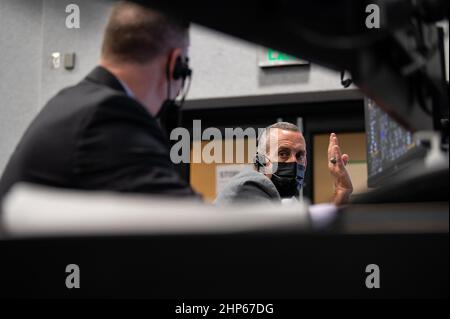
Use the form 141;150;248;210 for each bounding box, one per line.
0;66;197;198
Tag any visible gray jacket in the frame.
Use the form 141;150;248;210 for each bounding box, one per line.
214;169;281;205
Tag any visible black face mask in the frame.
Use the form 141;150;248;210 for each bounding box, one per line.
271;162;306;198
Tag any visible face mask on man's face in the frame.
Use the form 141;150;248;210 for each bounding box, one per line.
271;162;306;198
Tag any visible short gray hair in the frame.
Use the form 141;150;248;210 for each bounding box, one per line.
257;122;300;156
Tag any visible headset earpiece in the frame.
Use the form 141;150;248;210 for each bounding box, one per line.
160;55;192;143
253;152;267;171
173;56;192;81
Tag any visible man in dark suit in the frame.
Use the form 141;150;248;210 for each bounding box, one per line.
0;1;197;198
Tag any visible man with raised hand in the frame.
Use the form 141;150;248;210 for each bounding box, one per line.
215;122;353;206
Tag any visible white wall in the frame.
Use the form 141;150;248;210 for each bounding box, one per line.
36;1;356;106
0;0;43;175
188;24;350;101
39;0;113;106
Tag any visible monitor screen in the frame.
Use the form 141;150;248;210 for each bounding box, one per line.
365;97;426;187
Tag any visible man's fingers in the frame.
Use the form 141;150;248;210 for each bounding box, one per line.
329;133;336;142
342;154;349;166
328;134;333;155
328;133;347;169
332;145;344;168
333;134;339;146
328;133;336;157
332;145;341;160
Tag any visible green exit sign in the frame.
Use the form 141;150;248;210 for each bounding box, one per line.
259;47;309;68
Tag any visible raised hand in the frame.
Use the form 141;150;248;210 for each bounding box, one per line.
328;133;353;205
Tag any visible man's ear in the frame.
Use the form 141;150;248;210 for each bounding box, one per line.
167;48;182;81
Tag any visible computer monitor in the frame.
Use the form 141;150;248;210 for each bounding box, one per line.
364;23;448;188
364;97;427;188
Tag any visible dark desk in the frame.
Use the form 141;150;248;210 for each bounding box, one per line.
0;202;448;299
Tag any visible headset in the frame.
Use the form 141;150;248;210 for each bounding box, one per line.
163;55;192;99
173;56;192;81
254;130;270;172
253;152;268;172
158;55;192;141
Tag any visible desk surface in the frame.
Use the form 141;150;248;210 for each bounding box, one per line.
0;201;448;299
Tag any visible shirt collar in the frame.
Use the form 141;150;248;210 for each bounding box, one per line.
117;78;135;99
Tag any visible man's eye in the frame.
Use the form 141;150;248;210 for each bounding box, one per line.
296;153;306;162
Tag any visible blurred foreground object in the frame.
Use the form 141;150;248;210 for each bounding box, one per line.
142;0;449;131
0;183;311;238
